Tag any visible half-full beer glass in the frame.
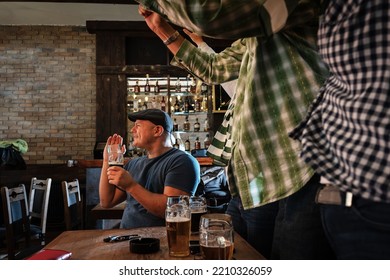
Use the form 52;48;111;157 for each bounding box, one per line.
165;195;191;257
199;213;234;260
190;196;207;234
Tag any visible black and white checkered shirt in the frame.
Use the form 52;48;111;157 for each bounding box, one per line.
290;0;390;203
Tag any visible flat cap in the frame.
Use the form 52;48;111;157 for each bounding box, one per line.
128;109;173;133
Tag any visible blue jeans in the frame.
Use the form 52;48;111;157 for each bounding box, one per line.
320;195;390;259
271;174;335;259
226;196;279;259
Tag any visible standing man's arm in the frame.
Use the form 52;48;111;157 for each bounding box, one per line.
135;0;299;39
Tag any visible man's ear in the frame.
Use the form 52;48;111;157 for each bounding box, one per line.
154;125;165;137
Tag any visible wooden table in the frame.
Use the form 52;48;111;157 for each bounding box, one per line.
44;227;265;260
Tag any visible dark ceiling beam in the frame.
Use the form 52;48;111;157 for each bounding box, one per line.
0;0;137;4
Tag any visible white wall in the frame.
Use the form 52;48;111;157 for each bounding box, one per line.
0;2;142;25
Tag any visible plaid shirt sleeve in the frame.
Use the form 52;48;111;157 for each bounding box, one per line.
135;0;301;39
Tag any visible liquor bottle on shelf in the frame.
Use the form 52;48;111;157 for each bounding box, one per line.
193;118;200;132
161;96;166;112
188;97;194;112
173;138;180;149
174;133;185;150
190;77;196;94
201;88;208;111
204;117;210;132
174;97;181;112
175;77;181;93
142;101;148;110
184;97;190;113
154;80;160;93
194;137;201;150
204;134;211;149
194;96;201;112
183;116;190;132
173;118;179;132
144;74;150;93
134;79;140;93
185;137;191;152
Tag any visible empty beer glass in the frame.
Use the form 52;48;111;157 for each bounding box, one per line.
107;144;125;167
199;213;234;260
165;195;191;257
189;196;207;234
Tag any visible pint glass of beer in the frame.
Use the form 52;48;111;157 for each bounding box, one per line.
165;195;191;257
199;213;234;260
189;196;207;234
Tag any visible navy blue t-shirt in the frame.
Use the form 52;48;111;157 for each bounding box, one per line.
120;148;200;229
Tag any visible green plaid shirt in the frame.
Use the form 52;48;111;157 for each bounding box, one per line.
136;0;328;209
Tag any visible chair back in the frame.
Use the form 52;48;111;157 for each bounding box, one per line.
1;185;31;259
28;177;52;245
61;179;83;230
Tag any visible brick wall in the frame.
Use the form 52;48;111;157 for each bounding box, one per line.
0;26;96;164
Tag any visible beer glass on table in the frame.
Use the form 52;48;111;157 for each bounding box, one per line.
107;144;124;167
189;196;207;234
165;195;191;257
199;213;234;260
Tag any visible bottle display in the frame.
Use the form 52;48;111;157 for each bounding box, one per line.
127;76;214;154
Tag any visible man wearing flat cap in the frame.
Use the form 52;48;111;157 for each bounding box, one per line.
99;109;201;228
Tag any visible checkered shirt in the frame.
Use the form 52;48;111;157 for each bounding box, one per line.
290;0;390;203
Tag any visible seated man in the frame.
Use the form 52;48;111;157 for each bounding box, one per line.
99;109;201;228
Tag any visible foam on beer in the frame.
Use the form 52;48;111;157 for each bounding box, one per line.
166;216;190;222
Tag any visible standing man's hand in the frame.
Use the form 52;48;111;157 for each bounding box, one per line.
138;5;166;33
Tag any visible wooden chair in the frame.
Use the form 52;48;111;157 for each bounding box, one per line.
28;177;52;246
1;185;42;259
61;179;84;230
